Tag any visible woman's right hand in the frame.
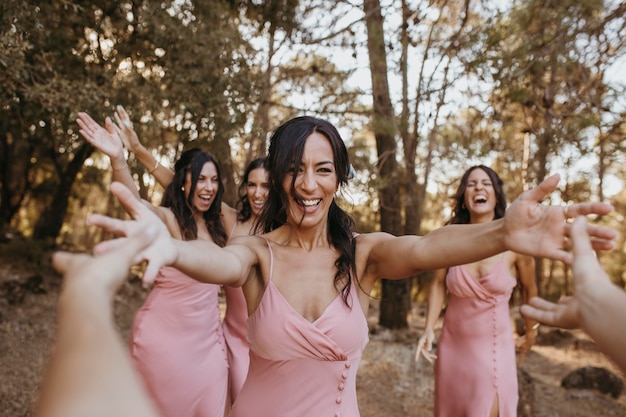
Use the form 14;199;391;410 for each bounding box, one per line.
77;112;124;160
114;105;143;151
415;328;437;363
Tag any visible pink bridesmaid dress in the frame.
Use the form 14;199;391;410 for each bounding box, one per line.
130;266;229;417
434;258;518;417
230;240;369;417
222;285;250;402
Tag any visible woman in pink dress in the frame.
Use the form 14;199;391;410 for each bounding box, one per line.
110;108;268;406
415;166;538;417
90;116;615;417
223;157;269;404
77;113;232;417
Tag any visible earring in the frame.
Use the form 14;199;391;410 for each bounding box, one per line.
181;186;185;192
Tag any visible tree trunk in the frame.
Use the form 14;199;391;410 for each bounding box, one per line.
33;143;94;240
363;0;409;329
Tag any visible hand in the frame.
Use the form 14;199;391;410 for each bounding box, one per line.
515;327;537;365
77;112;125;161
113;105;142;151
53;224;158;297
415;328;437;364
503;174;616;264
520;216;612;330
87;182;178;284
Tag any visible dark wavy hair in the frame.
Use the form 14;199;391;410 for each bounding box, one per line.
161;148;227;246
237;157;269;223
448;165;506;225
257;116;356;306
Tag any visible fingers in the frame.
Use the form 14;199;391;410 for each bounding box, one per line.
109;182;146;216
526;296;559;310
566;202;614;218
519;174;560;203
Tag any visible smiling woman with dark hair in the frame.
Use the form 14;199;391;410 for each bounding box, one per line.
89;116;615;417
416;165;539;417
77;113;232;417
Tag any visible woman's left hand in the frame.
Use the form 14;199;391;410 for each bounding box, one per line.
503;174;616;264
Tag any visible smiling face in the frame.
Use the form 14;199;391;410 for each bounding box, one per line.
282;132;338;228
246;167;269;218
184;161;219;213
462;167;497;223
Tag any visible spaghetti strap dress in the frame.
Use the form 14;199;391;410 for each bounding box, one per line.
130;266;229;417
230;239;370;417
222;221;251;402
222;283;249;402
434;258;518;417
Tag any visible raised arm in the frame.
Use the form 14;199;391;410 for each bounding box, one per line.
87;182;255;286
415;268;448;363
114;106;174;188
365;175;616;282
34;227;162;417
520;216;626;373
77;112;139;200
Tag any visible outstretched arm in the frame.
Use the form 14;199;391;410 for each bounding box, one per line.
114;106;174;188
87;182;255;286
520;216;626;373
34;227;162;417
77;112;140;200
366;175;616;280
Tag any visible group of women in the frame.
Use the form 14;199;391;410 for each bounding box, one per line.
78;110;615;417
78;107;269;416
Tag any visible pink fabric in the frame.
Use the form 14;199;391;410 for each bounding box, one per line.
230;240;369;417
222;285;249;402
434;259;518;417
130;266;228;417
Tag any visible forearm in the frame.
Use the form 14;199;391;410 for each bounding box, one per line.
130;145;174;188
35;285;159;417
109;153;140;200
580;284;626;373
424;279;446;331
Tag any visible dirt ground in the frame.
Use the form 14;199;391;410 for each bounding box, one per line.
1;242;625;417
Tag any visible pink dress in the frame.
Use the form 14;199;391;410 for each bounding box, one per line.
222;285;249;402
130;266;229;417
230;240;369;417
434;258;518;417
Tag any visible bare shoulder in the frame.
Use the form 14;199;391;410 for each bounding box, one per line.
353;231;396;268
354;231;398;257
155;207;183;239
227;234;268;258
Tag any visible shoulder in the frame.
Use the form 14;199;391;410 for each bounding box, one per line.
353;231;397;267
155;207;183;239
354;231;394;246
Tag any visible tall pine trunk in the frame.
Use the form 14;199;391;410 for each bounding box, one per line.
363;0;410;329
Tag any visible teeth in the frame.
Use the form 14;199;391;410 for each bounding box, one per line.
301;199;320;206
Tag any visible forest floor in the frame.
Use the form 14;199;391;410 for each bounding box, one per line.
1;239;626;417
